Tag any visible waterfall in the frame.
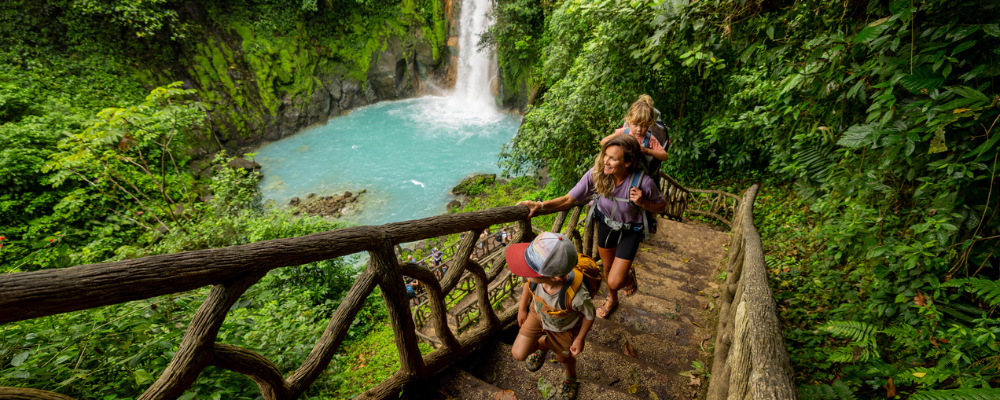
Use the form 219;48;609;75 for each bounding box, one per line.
452;0;496;112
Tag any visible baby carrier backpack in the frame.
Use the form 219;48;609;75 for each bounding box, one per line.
529;253;603;317
619;125;665;236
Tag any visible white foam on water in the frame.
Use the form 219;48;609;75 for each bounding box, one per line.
410;180;426;188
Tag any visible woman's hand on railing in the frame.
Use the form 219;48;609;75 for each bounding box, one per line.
517;200;542;217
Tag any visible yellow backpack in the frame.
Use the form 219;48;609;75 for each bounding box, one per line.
529;253;603;317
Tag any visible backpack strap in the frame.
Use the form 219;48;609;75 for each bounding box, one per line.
628;171;651;241
642;131;651;148
562;270;585;310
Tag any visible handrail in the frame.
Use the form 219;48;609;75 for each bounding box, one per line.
0;177;791;400
705;185;798;400
0;205;563;400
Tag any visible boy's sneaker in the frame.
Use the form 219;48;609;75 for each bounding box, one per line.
525;349;547;372
556;377;580;400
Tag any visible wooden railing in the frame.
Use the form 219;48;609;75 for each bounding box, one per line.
0;206;561;400
706;185;799;400
657;172;740;226
0;176;792;400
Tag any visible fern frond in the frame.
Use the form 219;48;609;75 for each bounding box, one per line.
831;380;857;400
910;388;1000;400
825;320;878;343
945;277;1000;307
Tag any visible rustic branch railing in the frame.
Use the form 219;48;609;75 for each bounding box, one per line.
0;206;565;400
0;176;792;400
706;185;798;400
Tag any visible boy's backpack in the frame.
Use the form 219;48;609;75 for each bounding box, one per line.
529;253;603;317
495;231;504;242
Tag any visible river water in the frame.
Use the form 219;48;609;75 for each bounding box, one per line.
254;97;519;226
256;0;510;226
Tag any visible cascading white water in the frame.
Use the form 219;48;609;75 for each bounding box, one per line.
451;0;496;112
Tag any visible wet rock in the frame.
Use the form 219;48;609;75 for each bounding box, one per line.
227;157;261;172
292;189;366;218
447;199;462;210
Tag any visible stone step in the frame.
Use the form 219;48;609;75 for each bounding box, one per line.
460;336;649;400
419;368;504;400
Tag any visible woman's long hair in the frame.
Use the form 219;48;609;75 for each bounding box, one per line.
592;134;642;198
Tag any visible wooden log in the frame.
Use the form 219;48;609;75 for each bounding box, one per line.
582;208;595;258
440;228;482;294
287;268;378;396
401;263;460;350
464;260;499;328
141;271;265;400
0;207;537;325
369;244;426;381
0;388;77;400
551;210;568;233
562;206;582;237
212;344;290;400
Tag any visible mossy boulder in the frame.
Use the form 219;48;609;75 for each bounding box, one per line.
451;173;496;196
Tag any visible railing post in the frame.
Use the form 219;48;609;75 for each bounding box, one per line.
369;243;426;381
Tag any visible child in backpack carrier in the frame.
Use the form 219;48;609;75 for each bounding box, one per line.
507;232;597;400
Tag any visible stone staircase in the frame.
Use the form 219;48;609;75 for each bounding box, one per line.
421;217;731;400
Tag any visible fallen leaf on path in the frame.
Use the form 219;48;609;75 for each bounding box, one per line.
537;377;556;399
884;377;896;397
682;259;690;263
688;375;701;387
648;390;659;400
640;247;651;252
495;390;518;400
623;340;637;358
628;384;639;394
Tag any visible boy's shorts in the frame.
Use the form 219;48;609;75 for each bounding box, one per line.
520;308;581;362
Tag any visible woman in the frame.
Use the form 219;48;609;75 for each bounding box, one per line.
517;135;666;318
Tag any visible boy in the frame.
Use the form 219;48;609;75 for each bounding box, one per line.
506;232;596;400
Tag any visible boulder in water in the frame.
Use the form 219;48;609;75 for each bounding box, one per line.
289;197;300;206
451;173;496;196
447;199;462;210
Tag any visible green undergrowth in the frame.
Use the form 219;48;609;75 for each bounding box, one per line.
321;322;433;399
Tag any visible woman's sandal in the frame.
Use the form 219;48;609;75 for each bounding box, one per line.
597;298;618;319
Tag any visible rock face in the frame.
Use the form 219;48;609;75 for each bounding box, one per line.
181;1;463;155
291;189;367;218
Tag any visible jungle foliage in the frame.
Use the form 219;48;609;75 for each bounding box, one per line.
491;0;1000;396
0;0;442;397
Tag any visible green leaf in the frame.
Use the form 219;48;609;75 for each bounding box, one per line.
10;350;30;367
949;86;990;102
134;369;154;385
900;67;945;94
855;24;890;43
766;26;775;40
984;24;1000;37
838;125;875;148
929;128;948;154
951;40;977;56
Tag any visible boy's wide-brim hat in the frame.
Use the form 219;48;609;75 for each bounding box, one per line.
506;232;578;278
